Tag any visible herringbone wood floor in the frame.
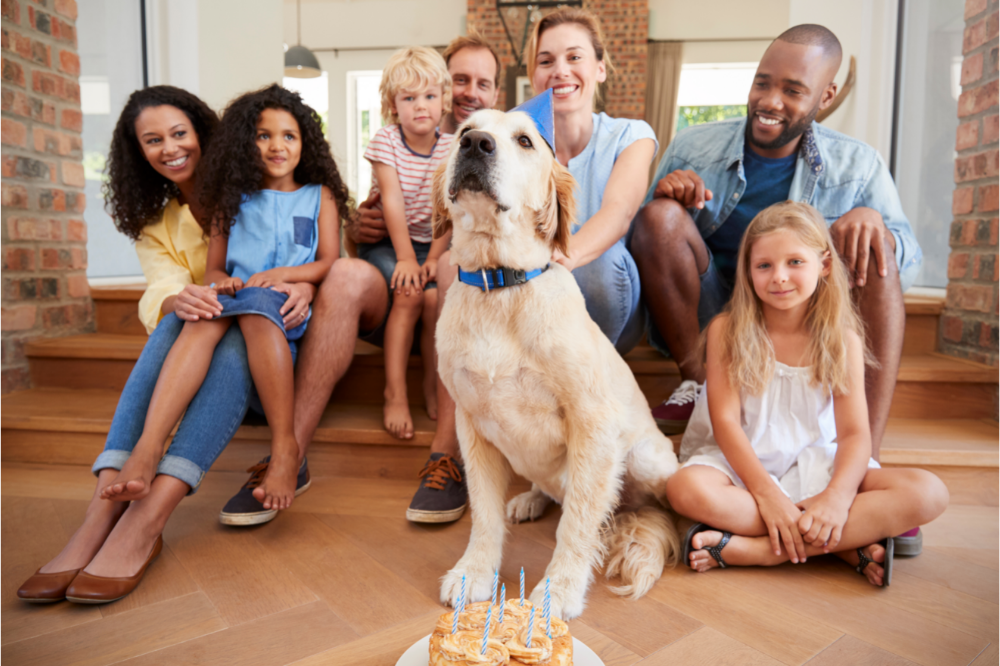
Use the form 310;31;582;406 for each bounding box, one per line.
2;441;997;666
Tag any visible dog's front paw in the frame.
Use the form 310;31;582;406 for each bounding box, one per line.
506;488;552;523
529;575;588;620
440;565;496;607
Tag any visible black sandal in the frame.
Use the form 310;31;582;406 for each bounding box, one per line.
683;522;733;570
856;537;894;586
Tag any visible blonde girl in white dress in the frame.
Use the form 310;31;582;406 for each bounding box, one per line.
665;201;949;586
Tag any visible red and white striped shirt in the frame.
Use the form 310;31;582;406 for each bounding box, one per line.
364;124;454;243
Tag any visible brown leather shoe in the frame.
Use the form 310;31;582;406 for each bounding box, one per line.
65;535;163;604
17;568;81;603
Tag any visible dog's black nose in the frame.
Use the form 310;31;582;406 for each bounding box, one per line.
459;130;496;158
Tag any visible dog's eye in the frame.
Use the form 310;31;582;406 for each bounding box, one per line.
517;135;533;149
460;127;473;137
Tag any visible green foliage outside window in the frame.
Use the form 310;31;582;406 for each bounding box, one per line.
676;105;747;133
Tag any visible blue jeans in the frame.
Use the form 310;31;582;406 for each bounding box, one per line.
572;237;644;354
91;313;253;493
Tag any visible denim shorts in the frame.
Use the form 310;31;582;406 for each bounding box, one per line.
357;237;437;346
646;247;733;358
216;286;307;341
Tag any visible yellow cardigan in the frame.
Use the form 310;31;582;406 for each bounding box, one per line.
135;199;208;333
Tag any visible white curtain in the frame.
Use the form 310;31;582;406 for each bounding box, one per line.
645;42;684;184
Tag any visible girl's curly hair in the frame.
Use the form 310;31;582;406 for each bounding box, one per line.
104;86;219;241
198;84;353;235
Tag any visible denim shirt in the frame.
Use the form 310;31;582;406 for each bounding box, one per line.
226;184;322;282
645;118;922;290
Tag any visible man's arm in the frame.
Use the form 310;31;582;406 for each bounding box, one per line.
829;152;920;288
344;190;389;248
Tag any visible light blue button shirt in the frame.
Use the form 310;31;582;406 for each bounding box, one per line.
226;184;322;282
645;118;922;291
569;112;658;228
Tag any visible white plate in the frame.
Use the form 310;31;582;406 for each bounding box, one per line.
395;634;605;666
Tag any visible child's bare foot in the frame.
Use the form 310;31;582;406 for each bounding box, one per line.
100;449;159;501
838;542;887;586
384;395;414;439
250;449;298;510
423;373;438;421
688;531;783;571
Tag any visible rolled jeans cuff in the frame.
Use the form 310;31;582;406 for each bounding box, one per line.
91;450;206;495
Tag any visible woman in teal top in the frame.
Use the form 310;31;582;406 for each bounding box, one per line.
526;7;658;354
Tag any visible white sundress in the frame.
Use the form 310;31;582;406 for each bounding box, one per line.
679;361;879;504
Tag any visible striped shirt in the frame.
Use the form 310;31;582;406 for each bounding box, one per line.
364;124;454;243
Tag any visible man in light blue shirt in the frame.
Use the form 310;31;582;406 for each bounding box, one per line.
631;25;920;465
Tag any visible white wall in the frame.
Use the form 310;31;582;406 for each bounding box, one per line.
649;0;789;41
147;0;284;111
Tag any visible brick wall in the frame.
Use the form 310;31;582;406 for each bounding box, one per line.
1;0;91;393
466;0;648;118
942;0;999;366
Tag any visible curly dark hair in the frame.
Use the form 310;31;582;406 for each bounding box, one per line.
104;86;219;241
198;84;353;235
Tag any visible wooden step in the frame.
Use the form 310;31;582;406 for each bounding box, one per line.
25;330;998;416
91;283;147;336
2;387;995;470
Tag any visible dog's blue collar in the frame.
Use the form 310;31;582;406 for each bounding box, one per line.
458;264;550;292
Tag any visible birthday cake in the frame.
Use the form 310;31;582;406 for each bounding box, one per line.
430;573;573;666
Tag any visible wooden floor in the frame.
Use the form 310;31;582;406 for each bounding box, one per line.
2;445;997;666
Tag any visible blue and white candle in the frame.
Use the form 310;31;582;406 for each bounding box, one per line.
520;567;525;607
498;584;505;624
527;607;535;648
544;577;551;639
481;605;492;655
491;570;498;606
459;575;467;613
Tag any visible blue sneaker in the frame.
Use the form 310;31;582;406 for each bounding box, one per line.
219;456;311;526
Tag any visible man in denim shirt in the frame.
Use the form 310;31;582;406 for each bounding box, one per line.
631;25;921;464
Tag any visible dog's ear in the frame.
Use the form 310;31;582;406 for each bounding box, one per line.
537;160;576;255
431;162;452;239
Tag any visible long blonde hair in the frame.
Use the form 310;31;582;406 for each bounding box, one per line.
710;201;874;396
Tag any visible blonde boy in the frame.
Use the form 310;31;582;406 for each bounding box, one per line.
358;46;454;440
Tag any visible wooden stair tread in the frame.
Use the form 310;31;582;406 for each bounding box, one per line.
26;333;998;382
90;283;147;300
4;388;996;466
88;284;948;314
1;388;433;447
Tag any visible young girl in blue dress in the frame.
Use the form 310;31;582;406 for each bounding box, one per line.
665;202;948;586
101;85;351;512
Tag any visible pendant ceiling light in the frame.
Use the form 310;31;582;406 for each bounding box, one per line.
284;0;321;78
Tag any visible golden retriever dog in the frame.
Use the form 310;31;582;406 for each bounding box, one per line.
432;109;680;620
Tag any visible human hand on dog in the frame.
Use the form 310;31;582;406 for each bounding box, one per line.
796;488;854;552
653;169;713;209
755;488;808;564
212;276;244;296
391;257;423;295
551;247;578;272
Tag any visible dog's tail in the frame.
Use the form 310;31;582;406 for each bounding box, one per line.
603;506;680;599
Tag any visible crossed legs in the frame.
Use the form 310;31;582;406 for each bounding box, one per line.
666;465;949;585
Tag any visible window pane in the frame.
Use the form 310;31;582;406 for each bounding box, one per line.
675;63;755;133
893;0;965;288
78;0;145;278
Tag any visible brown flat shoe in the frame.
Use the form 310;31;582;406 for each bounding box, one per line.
65;535;163;604
17;568;81;603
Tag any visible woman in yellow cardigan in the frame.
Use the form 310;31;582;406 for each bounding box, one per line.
17;86;313;604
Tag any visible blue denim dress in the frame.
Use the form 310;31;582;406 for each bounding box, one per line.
216;184;322;341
